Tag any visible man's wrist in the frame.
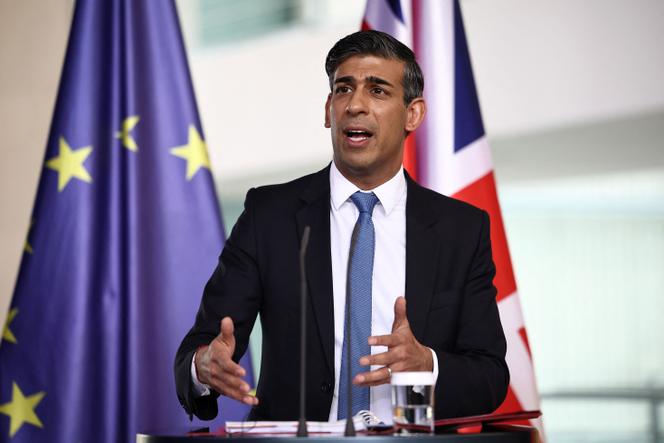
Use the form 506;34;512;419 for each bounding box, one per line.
191;348;211;397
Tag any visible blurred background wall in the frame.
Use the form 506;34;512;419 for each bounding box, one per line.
1;0;663;441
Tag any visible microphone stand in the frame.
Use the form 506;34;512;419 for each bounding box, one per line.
297;226;311;437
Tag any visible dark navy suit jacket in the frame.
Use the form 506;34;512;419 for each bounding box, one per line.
174;166;509;421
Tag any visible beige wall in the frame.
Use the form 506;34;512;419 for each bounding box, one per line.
0;1;73;324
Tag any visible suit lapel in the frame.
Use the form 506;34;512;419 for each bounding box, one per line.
295;166;335;375
405;175;441;341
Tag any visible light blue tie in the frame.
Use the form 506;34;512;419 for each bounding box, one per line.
338;191;379;419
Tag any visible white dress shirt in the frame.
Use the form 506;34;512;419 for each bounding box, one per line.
327;162;437;423
192;162;437;423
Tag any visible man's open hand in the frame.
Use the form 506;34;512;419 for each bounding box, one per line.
354;296;433;387
195;317;258;406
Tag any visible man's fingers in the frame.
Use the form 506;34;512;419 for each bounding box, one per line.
221;385;258;406
198;340;245;388
199;321;257;406
214;354;246;377
219;317;236;349
353;367;392;387
368;332;401;348
241;395;259;406
207;370;258;406
215;381;258;405
391;296;408;331
206;338;245;376
210;370;249;391
359;349;397;367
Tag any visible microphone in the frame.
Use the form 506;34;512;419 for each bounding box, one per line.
344;223;361;437
297;226;311;437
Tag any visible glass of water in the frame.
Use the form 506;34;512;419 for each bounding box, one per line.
391;371;435;435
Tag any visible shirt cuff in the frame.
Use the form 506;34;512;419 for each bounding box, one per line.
429;348;439;384
191;350;211;397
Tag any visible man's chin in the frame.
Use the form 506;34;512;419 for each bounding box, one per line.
335;158;375;178
337;147;376;167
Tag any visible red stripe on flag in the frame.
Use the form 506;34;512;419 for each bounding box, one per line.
519;327;532;359
403;133;418;181
453;172;517;301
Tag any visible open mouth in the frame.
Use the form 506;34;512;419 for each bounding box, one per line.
343;128;374;143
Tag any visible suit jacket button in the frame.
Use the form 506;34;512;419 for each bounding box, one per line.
320;382;332;393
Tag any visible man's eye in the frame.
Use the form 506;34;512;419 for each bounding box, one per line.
371;87;386;95
335;86;351;94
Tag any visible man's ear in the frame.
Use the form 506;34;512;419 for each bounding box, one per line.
405;97;426;133
324;93;332;128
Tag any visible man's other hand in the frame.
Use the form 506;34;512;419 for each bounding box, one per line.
195;317;258;406
354;296;433;387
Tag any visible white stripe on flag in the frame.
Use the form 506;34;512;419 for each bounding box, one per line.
415;0;455;195
441;135;493;196
498;292;542;411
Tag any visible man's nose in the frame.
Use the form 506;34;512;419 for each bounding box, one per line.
345;90;368;115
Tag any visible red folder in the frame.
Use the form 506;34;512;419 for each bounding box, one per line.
435;410;541;429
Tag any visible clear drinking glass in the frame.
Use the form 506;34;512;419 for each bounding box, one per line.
391;371;435;435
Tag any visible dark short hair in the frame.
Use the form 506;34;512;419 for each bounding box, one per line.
325;30;424;105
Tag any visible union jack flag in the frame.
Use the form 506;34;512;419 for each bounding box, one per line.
362;0;545;438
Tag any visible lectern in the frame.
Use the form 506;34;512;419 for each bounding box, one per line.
137;424;539;443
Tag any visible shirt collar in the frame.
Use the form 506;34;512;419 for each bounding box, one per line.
329;161;406;216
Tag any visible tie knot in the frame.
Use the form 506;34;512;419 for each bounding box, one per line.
351;191;379;215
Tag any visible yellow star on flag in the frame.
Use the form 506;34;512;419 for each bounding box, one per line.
2;308;18;344
0;382;45;438
45;137;93;192
115;115;140;151
170;125;211;180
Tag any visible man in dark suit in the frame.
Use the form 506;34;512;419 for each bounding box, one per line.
174;30;508;422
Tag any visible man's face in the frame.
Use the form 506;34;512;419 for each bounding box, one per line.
325;55;425;189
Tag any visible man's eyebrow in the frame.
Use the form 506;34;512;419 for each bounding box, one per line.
333;75;395;88
365;76;394;87
334;75;356;85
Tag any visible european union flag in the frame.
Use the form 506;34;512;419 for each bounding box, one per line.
0;1;253;441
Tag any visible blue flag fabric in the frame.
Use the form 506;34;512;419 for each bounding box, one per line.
0;1;253;441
